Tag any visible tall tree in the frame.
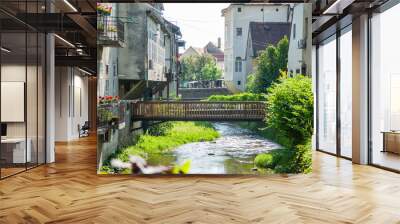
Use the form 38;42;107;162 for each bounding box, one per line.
180;54;222;82
246;36;289;93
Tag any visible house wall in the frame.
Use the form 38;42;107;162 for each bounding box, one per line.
98;46;119;97
180;47;201;59
96;3;181;169
147;17;167;82
116;3;148;81
223;4;290;92
287;3;312;77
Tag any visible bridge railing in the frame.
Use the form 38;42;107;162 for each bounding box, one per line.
131;101;266;121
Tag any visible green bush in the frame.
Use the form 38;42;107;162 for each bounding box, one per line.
253;75;313;174
246;36;289;93
254;153;275;168
146;122;173;136
207;93;267;101
269;141;312;174
266;75;313;146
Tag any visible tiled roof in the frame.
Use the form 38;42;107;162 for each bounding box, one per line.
248;22;291;57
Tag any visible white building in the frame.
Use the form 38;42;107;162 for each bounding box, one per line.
222;3;291;92
287;3;312;77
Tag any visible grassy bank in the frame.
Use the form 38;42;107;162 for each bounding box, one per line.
206;92;267;101
101;121;219;174
237;122;291;148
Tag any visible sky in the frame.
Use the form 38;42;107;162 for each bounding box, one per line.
163;3;230;52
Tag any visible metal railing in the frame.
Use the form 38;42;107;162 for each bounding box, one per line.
97;16;124;45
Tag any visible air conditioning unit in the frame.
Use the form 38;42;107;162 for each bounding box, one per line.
298;39;306;49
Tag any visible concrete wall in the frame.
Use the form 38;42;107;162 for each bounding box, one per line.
117;3;148;80
179;88;231;100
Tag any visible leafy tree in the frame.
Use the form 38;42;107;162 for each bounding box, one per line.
180;54;222;82
247;36;289;93
201;62;222;81
180;56;197;81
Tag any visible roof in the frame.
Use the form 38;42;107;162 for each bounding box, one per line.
181;44;224;62
203;42;224;62
222;3;289;16
193;47;204;54
248;22;291;57
204;42;223;54
165;20;182;36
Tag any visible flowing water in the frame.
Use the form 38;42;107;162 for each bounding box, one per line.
171;122;281;174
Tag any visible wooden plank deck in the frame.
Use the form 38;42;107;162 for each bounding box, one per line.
1;135;400;223
132;101;266;121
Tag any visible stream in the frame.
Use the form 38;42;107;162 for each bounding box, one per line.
171;122;281;174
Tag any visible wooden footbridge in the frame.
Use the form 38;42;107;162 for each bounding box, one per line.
132;101;266;121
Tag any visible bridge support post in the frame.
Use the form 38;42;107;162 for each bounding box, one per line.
142;87;153;132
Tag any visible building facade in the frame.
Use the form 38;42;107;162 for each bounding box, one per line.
97;3;183;168
287;3;312;77
222;3;291;92
244;21;291;87
180;40;224;72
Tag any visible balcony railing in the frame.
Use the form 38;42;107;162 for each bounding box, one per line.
97;16;125;47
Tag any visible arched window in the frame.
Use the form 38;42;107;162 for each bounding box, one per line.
235;57;242;72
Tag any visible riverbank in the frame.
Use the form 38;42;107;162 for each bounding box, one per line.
173;122;280;174
100;122;220;174
236;122;291;148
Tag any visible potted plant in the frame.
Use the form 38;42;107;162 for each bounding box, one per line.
97;3;112;16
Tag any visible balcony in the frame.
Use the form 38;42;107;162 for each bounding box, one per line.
97;16;125;47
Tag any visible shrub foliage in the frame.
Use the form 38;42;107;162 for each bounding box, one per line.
266;75;313;146
254;75;313;174
206;92;267;101
246;36;289;93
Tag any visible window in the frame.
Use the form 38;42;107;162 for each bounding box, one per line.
236;28;242;36
105;80;109;94
149;59;153;70
304;17;309;38
237;7;241;12
237;81;241;85
340;28;352;158
113;64;117;76
317;35;337;155
105;64;109;75
293;24;296;39
370;4;400;171
235;57;242;72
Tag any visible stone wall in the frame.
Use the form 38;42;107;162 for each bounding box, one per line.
179;88;232;100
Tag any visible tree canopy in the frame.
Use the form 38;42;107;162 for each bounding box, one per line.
180;54;222;82
246;36;289;93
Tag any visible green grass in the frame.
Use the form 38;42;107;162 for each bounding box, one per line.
206;92;267;101
101;121;220;173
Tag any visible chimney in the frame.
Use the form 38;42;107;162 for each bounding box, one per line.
217;37;221;49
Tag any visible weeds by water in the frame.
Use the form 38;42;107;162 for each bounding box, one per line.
100;121;220;174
